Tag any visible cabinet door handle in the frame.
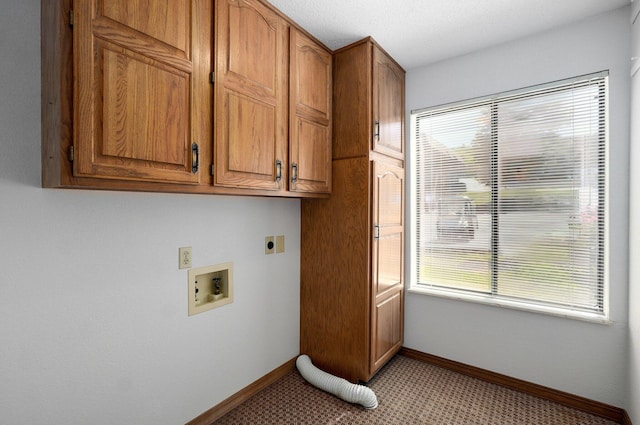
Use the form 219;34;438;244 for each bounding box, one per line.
192;143;200;174
275;159;282;182
374;224;380;240
374;120;380;141
291;162;298;183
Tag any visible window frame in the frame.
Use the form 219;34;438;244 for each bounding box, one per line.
407;72;610;323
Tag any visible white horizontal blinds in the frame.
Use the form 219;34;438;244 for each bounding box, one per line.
496;78;606;312
414;104;492;293
413;72;607;315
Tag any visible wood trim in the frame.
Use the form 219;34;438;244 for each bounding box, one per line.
186;357;296;425
184;349;633;424
623;410;634;425
400;347;629;424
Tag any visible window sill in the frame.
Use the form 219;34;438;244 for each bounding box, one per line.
407;285;611;325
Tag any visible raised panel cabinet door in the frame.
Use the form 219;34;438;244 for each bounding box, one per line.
372;288;403;372
372;46;405;159
370;159;404;373
371;160;405;297
73;0;210;184
289;29;332;194
214;0;288;190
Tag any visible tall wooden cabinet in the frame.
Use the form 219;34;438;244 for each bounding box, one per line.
301;37;405;383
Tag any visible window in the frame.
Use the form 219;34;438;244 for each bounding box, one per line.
410;72;608;321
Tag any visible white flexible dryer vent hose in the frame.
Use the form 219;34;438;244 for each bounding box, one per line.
296;354;379;409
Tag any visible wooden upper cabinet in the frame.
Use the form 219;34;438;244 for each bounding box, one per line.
372;46;405;159
289;29;332;194
73;0;211;184
43;0;330;196
332;38;405;161
214;0;288;191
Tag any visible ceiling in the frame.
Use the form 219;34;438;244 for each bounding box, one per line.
268;0;631;70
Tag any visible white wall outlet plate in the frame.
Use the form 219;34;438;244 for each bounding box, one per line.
179;246;192;269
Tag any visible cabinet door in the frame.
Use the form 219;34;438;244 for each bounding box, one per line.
289;29;332;194
371;160;404;371
73;0;209;184
372;47;405;159
372;288;403;372
214;0;288;190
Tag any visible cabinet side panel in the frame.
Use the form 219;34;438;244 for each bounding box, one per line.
332;42;371;159
42;0;74;187
301;157;370;382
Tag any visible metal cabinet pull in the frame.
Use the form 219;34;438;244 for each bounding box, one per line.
192;143;200;174
374;120;380;141
291;162;298;183
275;159;282;182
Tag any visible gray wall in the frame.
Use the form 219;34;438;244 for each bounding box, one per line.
404;6;631;408
0;2;301;423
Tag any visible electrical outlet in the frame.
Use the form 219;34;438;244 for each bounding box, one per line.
179;246;192;269
265;236;275;255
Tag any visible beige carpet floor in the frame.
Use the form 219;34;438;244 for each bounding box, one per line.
214;355;618;424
